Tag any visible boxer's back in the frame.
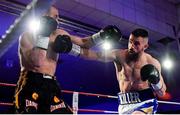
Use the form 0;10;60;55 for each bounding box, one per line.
18;31;58;76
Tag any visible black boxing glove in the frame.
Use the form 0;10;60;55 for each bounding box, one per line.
52;35;81;56
140;64;162;91
91;25;122;45
36;16;58;50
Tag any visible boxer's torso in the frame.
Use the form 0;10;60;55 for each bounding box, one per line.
19;29;67;76
114;49;152;93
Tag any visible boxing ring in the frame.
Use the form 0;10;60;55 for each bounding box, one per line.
1;0;180;114
0;82;180;114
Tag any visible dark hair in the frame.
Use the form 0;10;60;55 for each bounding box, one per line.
131;28;148;38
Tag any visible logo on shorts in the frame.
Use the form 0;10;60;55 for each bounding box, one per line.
119;92;141;104
26;99;38;110
32;92;39;100
50;102;66;112
54;96;60;103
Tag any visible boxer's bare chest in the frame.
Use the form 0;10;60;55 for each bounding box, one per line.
114;51;151;91
122;61;142;81
116;52;148;82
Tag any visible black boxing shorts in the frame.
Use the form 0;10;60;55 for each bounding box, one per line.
14;70;73;114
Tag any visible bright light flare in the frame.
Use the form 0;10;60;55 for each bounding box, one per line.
102;41;112;50
162;57;174;70
28;18;40;33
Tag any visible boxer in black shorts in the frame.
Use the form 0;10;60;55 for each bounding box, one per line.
14;4;123;113
14;70;72;113
14;6;74;113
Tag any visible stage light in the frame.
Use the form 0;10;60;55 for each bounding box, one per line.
28;18;40;33
2;35;5;39
102;41;112;50
162;57;174;70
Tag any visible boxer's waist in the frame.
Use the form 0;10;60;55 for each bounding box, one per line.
25;71;56;80
118;88;155;105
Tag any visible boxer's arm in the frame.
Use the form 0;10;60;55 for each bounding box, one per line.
150;58;167;96
19;32;33;60
70;35;94;48
19;32;47;66
70;25;122;48
80;48;117;62
56;29;95;48
52;32;119;62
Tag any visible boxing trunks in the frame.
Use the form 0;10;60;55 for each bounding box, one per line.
118;88;158;114
14;70;73;113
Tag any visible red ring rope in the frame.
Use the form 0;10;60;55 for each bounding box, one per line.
0;82;117;98
0;82;180;106
0;102;13;106
0;102;118;113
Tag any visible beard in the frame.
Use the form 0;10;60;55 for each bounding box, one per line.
127;49;140;61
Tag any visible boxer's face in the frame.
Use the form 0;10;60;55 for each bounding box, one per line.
47;6;59;23
128;34;148;55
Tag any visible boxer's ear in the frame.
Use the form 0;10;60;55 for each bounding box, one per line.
144;44;148;50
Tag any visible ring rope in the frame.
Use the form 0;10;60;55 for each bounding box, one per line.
0;82;180;105
0;102;13;106
0;82;16;87
0;101;117;113
0;82;117;98
158;100;180;105
62;90;118;98
78;108;118;113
